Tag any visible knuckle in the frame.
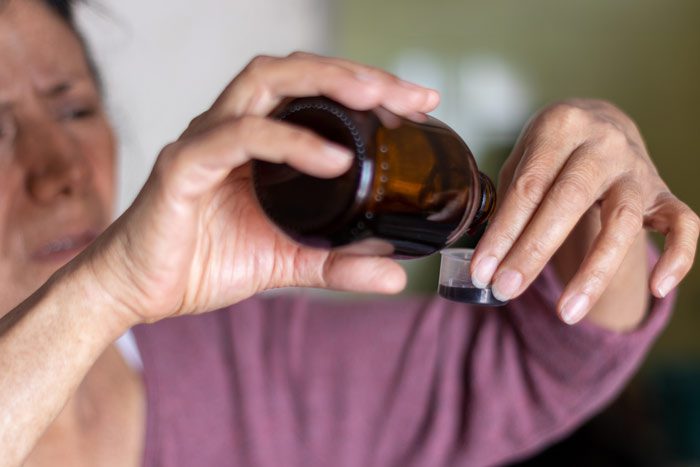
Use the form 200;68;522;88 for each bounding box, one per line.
654;190;678;210
155;142;178;171
154;141;189;185
512;172;549;207
171;139;200;164
381;70;401;84
287;50;305;58
185;113;206;133
629;158;654;181
586;267;609;292
543;102;589;131
599;124;630;150
606;231;635;255
245;82;273;112
286;127;318;147
592;98;617;110
287;50;315;60
316;62;342;78
681;209;700;232
671;246;695;270
488;225;520;254
551;174;591;208
526;237;552;265
246;54;275;71
610;201;643;232
319;251;341;288
231;115;261;138
240;56;277;89
235;61;276;112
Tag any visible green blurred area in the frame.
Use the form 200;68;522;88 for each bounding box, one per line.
334;0;700;361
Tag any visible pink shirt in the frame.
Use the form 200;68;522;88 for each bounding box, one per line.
133;246;673;466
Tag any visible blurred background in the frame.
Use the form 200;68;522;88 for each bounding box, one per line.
77;0;700;464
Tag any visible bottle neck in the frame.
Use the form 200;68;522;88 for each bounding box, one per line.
467;172;497;236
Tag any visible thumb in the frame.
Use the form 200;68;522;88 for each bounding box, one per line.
322;254;407;294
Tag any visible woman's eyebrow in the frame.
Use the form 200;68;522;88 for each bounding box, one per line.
43;81;73;98
41;74;96;98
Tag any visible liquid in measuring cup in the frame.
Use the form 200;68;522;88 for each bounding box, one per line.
437;248;508;306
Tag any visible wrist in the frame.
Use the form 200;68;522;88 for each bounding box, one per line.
48;257;138;344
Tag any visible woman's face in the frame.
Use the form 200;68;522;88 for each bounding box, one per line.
0;0;115;311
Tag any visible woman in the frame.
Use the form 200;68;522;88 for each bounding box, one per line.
0;0;697;466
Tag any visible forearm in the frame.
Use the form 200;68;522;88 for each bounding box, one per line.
271;265;673;466
552;208;649;332
0;264;128;466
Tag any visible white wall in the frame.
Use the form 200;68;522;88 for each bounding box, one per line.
76;0;330;213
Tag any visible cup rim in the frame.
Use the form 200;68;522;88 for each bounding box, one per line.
439;248;475;261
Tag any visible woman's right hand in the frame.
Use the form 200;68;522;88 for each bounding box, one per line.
74;53;440;326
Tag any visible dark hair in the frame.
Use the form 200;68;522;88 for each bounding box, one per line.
42;0;76;25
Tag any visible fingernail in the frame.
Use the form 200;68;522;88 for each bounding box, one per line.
492;269;522;301
560;293;590;325
425;89;440;107
472;255;498;289
656;275;677;298
324;144;354;165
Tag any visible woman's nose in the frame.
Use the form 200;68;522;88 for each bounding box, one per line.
19;117;91;204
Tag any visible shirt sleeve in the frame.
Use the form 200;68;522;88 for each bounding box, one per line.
250;242;674;467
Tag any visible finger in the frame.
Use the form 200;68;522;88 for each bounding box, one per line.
470;135;586;290
321;253;407;294
212;53;440;120
292;52;441;116
281;247;407;294
556;178;644;324
646;194;700;298
159;116;354;199
488;147;606;302
289;51;436;94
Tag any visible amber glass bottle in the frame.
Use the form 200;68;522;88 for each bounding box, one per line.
252;97;496;259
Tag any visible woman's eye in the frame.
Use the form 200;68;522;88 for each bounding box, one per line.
59;106;97;120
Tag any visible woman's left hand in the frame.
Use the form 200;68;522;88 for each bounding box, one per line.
470;99;699;326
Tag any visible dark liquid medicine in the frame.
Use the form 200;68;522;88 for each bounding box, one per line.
437;285;506;307
252;97;496;259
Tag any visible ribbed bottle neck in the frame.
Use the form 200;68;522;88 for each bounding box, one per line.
467;172;497;236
